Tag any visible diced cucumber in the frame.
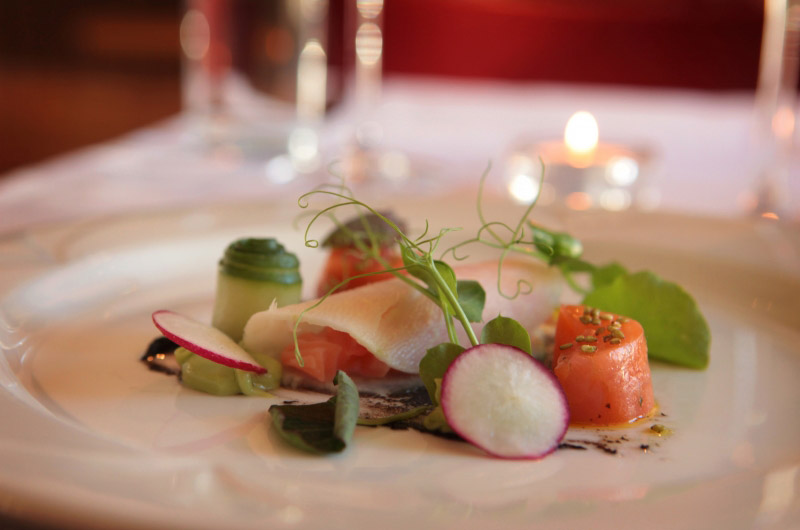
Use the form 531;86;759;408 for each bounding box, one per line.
173;346;194;365
176;343;282;396
180;354;240;396
237;349;282;396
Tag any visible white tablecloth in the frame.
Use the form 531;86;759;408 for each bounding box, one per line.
0;78;788;235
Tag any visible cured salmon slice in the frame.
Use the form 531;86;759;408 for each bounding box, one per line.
316;247;404;297
280;327;392;383
552;305;655;426
241;259;562;378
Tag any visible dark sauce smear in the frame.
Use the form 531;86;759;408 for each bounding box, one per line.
561;430;664;455
358;386;461;441
360;386;431;416
140;336;180;376
140;338;663;453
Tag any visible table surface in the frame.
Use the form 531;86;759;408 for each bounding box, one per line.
0;77;792;237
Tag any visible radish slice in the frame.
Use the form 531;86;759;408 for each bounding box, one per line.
152;310;266;374
441;344;569;459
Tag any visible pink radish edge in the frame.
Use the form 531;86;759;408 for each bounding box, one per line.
152;310;266;374
440;344;569;460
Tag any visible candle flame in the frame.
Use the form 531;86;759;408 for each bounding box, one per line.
564;111;599;155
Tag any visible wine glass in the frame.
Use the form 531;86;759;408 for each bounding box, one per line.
330;0;425;188
180;0;330;185
749;0;800;221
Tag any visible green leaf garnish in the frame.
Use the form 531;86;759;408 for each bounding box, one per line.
299;187;481;351
422;404;452;433
268;371;359;453
590;262;628;289
456;280;485;323
419;342;465;403
582;271;710;369
417;343;471;433
480;315;532;355
421;379;453;433
402;247;457;296
528;223;584;263
297;167;710;373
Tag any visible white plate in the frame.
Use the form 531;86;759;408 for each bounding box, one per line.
1;196;799;530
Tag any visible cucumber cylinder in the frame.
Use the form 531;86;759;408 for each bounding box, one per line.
212;238;302;342
180;353;241;396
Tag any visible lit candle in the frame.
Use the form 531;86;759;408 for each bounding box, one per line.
505;112;652;211
564;111;599;167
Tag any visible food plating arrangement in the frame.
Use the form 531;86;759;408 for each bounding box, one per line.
145;172;710;460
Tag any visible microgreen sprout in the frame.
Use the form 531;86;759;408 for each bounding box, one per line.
440;161;583;300
293;162;710;371
293;184;484;366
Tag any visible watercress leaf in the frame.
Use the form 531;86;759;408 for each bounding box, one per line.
421;380;453;433
555;257;596;273
582;271;710;369
419;342;465;403
480;315;532;355
456;279;485;323
268;370;360;453
422;405;452;433
591;262;628;289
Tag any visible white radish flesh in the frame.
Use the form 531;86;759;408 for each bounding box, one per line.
152;310;266;374
441;344;569;459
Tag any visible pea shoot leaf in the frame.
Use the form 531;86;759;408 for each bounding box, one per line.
456;280;485;323
402;248;458;298
480;315;532;355
582;271;710;369
419;342;465;403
